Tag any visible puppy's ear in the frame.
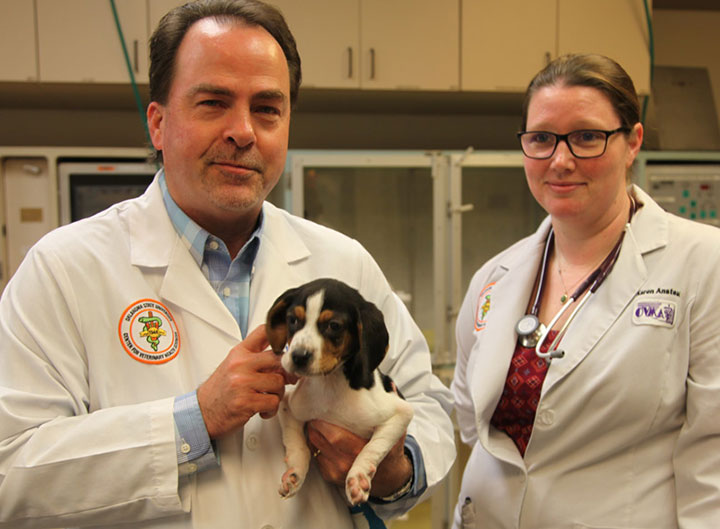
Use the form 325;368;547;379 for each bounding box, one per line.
266;287;298;354
345;300;388;389
359;301;389;372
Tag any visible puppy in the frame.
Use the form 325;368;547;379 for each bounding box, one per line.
266;278;414;505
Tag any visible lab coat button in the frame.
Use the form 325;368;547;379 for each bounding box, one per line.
246;434;258;450
181;442;191;454
537;410;555;426
187;463;198;473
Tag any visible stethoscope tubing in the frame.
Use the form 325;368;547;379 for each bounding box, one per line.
534;224;627;359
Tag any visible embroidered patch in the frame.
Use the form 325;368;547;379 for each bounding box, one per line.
632;299;677;328
474;282;495;331
118;299;181;364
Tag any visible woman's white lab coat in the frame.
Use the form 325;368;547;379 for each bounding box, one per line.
0;176;455;529
452;185;720;529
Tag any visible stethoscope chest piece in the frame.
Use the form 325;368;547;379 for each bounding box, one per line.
515;314;546;348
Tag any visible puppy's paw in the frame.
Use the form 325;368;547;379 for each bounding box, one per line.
278;468;305;499
345;464;376;505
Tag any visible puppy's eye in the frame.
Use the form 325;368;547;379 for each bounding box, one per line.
327;321;342;332
287;314;298;326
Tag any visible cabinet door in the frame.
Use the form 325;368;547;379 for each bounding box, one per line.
37;0;148;83
557;0;651;95
462;0;556;92
361;0;459;91
0;0;38;81
273;0;360;89
148;0;187;36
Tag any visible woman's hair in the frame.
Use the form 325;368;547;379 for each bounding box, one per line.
149;0;302;107
521;54;640;131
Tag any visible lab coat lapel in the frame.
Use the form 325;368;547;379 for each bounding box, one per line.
247;203;312;331
472;221;550;465
128;176;241;341
542;186;668;393
160;237;241;341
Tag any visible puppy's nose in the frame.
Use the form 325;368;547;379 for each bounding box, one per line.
291;348;312;368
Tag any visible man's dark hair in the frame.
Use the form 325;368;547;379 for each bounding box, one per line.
149;0;302;106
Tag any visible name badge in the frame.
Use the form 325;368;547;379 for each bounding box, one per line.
632;299;676;328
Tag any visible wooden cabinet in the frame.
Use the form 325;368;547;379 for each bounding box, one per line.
462;0;556;93
462;0;651;94
10;0;648;97
361;0;459;90
274;0;459;91
557;0;651;95
148;0;186;36
37;0;149;83
272;0;360;89
0;0;38;81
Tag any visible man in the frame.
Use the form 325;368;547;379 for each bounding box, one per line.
0;1;455;528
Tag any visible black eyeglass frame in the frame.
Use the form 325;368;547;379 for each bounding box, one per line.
516;127;631;160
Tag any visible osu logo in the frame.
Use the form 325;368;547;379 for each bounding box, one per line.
474;282;495;331
118;299;181;364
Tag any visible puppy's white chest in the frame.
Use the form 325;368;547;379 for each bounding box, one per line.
287;372;396;438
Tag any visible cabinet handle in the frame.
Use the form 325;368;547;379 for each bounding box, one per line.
348;47;353;78
133;40;139;73
370;48;376;80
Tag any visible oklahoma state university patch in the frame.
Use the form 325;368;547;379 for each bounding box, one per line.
474;282;495;331
118;299;180;364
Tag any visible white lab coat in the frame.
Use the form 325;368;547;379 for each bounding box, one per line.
0;176;455;529
452;185;720;529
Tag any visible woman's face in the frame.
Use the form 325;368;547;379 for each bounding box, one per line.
523;83;643;230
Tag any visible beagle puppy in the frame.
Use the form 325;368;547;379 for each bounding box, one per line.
266;278;414;506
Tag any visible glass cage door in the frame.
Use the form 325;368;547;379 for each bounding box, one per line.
447;152;547;356
286;151;441;354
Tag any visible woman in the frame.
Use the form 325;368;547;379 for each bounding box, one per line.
451;54;720;528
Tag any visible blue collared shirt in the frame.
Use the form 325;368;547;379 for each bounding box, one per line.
160;171;260;474
159;172;261;337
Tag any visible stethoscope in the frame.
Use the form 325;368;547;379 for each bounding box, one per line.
515;198;635;360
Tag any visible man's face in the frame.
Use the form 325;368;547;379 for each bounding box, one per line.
147;18;291;231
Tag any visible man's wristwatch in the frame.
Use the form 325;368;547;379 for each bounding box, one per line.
377;448;414;502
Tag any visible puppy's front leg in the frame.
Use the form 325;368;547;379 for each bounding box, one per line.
346;400;414;505
278;393;310;498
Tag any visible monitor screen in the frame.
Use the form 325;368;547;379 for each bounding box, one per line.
70;173;153;222
58;160;158;225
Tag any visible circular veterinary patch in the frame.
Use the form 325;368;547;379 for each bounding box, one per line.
474;282;495;331
118;299;180;364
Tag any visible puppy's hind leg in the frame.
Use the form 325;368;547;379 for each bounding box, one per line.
345;400;414;505
277;395;310;499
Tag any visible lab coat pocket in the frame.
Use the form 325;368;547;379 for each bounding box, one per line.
460;497;476;529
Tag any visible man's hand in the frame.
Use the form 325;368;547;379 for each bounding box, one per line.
197;324;295;439
306;419;413;499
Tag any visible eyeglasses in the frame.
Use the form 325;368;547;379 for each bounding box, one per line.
517;127;630;159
